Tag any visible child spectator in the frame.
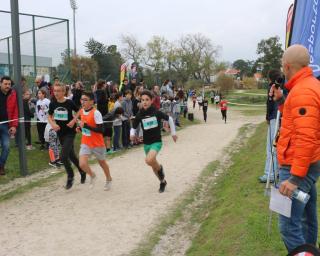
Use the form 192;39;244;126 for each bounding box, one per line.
36;89;50;150
23;90;35;150
44;122;62;168
112;93;123;151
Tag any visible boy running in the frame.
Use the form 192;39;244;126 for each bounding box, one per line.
77;92;112;190
130;90;177;193
48;83;86;190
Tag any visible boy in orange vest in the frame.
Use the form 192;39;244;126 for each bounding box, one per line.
77;91;112;190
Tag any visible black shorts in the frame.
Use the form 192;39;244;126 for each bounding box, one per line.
104;127;113;138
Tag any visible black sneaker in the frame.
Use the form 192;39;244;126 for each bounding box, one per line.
159;180;167;193
55;160;64;167
65;179;74;190
80;173;86;184
49;161;57;168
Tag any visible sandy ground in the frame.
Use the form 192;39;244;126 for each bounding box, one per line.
0;104;263;256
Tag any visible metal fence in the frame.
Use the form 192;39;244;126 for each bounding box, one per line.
0;10;70;84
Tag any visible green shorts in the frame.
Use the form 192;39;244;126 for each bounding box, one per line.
144;142;163;155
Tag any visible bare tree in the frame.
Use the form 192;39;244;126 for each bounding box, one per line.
120;34;145;65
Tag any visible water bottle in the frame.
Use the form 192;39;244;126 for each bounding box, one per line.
292;189;310;204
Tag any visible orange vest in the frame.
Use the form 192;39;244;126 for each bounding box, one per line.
277;67;320;178
80;108;105;148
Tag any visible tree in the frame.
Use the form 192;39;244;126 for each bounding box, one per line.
256;36;284;77
120;34;145;65
70;56;98;83
232;59;254;78
144;36;169;72
85;38;123;82
216;74;234;94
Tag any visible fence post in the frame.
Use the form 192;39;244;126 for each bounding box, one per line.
11;0;28;176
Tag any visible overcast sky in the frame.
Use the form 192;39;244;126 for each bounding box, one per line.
1;0;293;63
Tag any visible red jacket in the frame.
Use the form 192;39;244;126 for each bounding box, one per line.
277;67;320;178
153;96;161;110
220;100;228;110
7;89;18;128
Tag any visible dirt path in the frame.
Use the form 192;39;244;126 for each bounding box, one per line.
0;104;263;256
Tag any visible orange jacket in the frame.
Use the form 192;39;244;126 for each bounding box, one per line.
277;67;320;178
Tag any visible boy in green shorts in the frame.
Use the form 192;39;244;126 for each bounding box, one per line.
130;90;177;193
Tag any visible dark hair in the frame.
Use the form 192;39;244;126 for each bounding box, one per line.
1;76;11;83
97;79;105;90
53;76;59;81
115;107;124;115
82;91;95;100
125;89;132;96
268;69;283;83
115;92;123;100
141;90;154;99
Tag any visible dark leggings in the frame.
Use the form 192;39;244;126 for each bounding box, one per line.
122;120;130;147
59;134;85;180
25;122;31;145
221;110;227;123
37;122;46;145
203;108;207;122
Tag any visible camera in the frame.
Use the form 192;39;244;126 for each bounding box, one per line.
274;76;285;89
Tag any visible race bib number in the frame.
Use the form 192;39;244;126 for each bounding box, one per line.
142;116;158;130
54;109;68;121
82;127;91;136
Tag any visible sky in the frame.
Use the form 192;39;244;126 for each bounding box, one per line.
1;0;293;64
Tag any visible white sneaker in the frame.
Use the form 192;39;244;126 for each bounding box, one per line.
89;173;97;188
104;180;112;191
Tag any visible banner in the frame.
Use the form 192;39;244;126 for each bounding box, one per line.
119;63;127;92
289;0;320;77
286;4;294;49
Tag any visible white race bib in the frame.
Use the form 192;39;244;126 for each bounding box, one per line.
54;109;68;121
142;116;158;130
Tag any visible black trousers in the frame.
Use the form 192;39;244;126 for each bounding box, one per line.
221;110;227;123
25;122;31;145
122;120;131;147
37;122;47;145
59;134;85;180
203;107;208;122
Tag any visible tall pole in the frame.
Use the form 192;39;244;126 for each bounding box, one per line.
70;0;78;57
73;8;76;57
11;0;28;176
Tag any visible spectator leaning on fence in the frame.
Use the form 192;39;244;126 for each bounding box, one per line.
272;44;320;253
0;76;18;176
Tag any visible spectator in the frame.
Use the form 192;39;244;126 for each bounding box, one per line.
36;89;50;150
23;90;35;150
273;45;320;253
0;76;18;175
71;81;83;108
34;75;49;98
121;90;133;149
112;93;123;151
152;85;161;110
259;69;282;183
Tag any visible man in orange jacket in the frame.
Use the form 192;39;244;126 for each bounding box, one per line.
272;45;320;253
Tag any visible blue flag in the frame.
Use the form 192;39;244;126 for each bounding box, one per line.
290;0;320;78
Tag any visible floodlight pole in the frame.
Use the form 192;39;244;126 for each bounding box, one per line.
11;0;28;176
70;0;78;57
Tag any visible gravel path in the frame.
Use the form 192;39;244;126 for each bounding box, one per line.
0;104;263;256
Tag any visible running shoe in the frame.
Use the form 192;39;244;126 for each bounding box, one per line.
90;173;97;188
65;179;74;190
49;161;58;168
159;180;167;193
104;180;112;191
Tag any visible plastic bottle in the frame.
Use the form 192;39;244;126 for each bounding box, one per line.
292;189;310;204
